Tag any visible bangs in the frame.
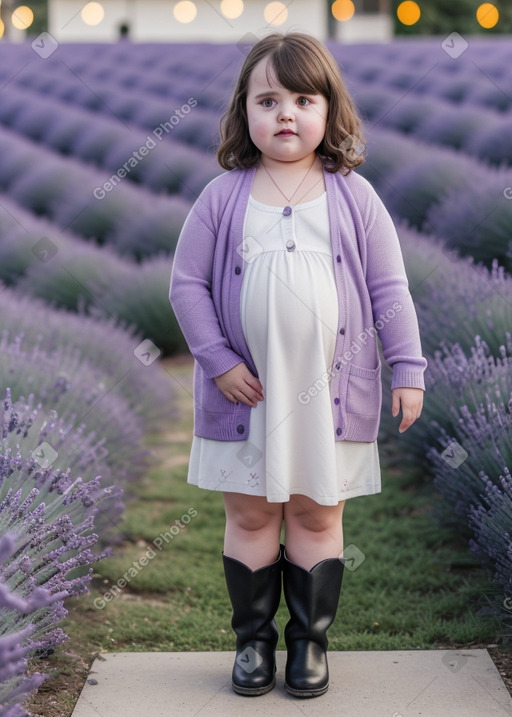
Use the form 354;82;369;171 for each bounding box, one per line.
265;47;330;98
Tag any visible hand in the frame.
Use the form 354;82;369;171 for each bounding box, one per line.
214;362;264;408
392;387;424;433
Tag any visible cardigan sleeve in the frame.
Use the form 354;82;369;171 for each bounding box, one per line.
364;191;428;391
169;196;245;379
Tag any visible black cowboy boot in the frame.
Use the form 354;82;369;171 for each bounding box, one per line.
283;548;345;697
222;545;283;696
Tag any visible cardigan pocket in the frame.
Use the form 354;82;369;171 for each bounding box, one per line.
345;361;382;418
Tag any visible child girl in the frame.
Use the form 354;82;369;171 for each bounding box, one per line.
169;31;426;699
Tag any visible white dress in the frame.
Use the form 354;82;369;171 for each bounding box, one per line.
186;191;381;505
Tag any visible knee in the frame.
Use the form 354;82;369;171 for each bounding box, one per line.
225;496;282;533
286;497;344;533
236;508;281;533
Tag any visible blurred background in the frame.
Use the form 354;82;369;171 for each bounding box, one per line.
1;0;512;41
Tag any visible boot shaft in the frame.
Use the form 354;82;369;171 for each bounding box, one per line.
222;547;283;644
283;551;345;647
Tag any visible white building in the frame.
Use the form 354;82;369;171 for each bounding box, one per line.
45;0;393;43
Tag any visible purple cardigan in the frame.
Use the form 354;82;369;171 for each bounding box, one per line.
169;164;427;443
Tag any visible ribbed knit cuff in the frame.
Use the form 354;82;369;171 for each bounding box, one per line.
391;364;426;391
196;347;245;379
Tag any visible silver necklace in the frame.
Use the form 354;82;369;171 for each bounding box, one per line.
259;156;318;217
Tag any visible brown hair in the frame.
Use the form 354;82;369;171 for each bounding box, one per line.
216;32;366;175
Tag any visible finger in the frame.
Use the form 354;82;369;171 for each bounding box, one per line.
239;378;264;403
399;410;418;432
233;387;259;408
244;374;264;398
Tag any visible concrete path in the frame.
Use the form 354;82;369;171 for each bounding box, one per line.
72;649;512;716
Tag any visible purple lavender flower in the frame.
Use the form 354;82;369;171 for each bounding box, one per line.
0;391;119;714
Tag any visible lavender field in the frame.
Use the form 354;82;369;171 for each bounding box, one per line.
1;37;512;714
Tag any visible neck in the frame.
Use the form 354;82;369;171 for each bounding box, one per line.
259;152;319;175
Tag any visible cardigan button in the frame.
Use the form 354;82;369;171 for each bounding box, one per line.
339;328;345;335
335;362;341;370
336;255;341;263
235;266;241;275
334;397;340;405
336;427;342;436
236;424;245;434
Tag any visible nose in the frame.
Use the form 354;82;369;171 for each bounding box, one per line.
278;102;294;121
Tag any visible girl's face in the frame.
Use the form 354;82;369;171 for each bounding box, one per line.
245;55;328;165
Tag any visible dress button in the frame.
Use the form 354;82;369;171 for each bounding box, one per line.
339;328;345;335
334;397;340;405
283;206;292;216
235;266;241;275
336;255;341;263
286;240;296;252
336;427;342;436
236;424;245;434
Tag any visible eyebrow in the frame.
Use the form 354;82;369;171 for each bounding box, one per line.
253;90;315;99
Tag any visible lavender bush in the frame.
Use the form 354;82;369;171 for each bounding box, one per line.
0;388;121;714
378;224;512;464
397;227;512;359
426;167;512;272
0;198;186;355
328;41;512;113
357;127;425;187
468;467;512;633
380;331;512;471
357;86;508;165
0;85;221;196
359;127;512;272
469;116;512;166
425;381;512;633
0;283;177;430
378;149;477;231
1;534;49;717
87;253;188;356
425;343;512;523
0;127;192;259
1;329;151;498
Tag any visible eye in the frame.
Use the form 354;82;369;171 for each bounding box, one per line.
297;96;311;106
261;98;275;108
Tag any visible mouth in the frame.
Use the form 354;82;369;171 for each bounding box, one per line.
276;130;297;136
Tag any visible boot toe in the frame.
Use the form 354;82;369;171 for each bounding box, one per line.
232;640;277;695
285;641;329;697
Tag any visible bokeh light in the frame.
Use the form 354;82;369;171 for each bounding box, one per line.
264;2;288;26
173;1;197;23
332;1;355;22
477;3;499;28
397;1;421;26
81;2;105;26
221;0;244;20
11;6;34;30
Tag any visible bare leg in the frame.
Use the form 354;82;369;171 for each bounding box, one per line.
284;495;346;571
222;492;284;570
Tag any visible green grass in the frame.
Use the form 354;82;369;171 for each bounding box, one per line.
59;356;502;654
